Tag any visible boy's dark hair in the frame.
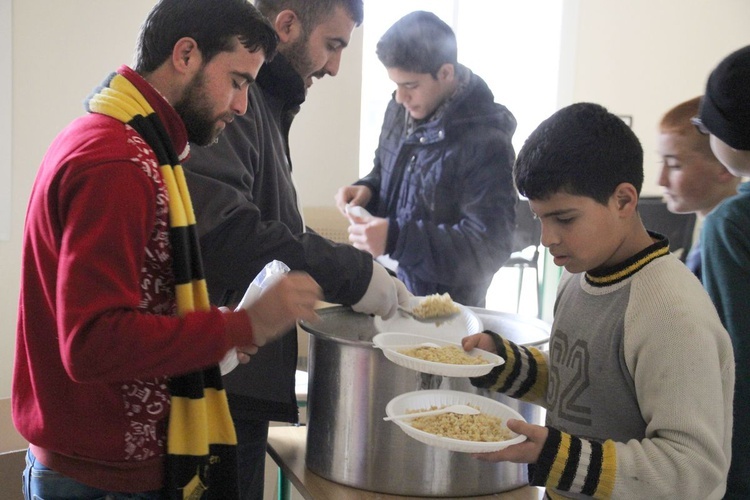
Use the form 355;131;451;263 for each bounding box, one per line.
514;102;644;205
376;11;457;77
134;0;278;74
255;0;364;31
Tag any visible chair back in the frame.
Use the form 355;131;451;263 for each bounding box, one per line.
511;198;542;255
302;206;350;244
637;197;696;262
503;198;544;316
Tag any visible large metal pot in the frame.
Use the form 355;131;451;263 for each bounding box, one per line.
300;306;550;497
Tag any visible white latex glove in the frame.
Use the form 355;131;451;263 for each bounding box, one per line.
392;275;412;309
352;262;412;319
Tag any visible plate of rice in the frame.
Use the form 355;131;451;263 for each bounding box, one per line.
374;296;483;342
385;390;527;453
373;332;504;377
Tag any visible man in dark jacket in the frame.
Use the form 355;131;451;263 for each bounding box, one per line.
183;1;410;499
335;10;518;308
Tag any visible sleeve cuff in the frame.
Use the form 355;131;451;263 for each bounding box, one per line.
470;331;510;388
531;427;617;498
222;309;254;349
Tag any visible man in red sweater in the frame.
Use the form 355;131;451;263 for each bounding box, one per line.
13;1;321;498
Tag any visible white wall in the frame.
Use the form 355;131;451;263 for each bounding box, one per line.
290;25;363;206
1;0;11;242
1;0;157;399
561;0;750;195
1;0;749;399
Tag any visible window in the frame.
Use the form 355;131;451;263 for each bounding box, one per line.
358;0;564;176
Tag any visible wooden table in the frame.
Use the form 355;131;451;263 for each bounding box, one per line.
266;426;544;500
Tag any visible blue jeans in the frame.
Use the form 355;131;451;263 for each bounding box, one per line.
22;448;163;500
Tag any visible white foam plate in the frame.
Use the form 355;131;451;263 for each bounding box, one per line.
385;390;527;453
374;297;484;342
373;332;504;377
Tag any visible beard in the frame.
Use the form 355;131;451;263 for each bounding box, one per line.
173;69;223;147
282;30;316;82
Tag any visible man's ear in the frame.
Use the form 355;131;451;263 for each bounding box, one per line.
613;182;639;215
437;63;455;82
172;37;202;76
273;9;302;44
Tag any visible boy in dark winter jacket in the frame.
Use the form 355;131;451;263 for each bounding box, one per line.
335;11;517;307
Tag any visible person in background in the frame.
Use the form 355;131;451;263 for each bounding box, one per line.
695;44;750;499
13;1;322;499
656;95;740;280
463;102;734;499
334;10;517;308
183;1;410;498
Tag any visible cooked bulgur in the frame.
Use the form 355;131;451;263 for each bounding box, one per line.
411;293;461;318
408;405;512;442
398;345;489;365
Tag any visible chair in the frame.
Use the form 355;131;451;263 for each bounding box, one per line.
637;197;696;262
503;198;543;316
302;205;350;244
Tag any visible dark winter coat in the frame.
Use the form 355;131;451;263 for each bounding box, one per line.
183;54;373;422
356;66;517;307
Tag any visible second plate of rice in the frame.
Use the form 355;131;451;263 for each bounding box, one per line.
385;389;527;453
373;332;504;377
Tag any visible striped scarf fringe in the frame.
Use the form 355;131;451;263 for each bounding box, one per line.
86;70;238;499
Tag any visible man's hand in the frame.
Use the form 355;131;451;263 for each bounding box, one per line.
348;216;388;257
235;347;257;362
239;272;322;347
471;419;548;464
334;185;372;216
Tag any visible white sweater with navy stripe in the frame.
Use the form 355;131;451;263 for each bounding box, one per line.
473;238;734;499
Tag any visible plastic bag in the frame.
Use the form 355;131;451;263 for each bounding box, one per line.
345;203;373;222
219;260;291;375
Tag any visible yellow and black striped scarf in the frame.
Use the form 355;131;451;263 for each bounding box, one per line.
86;70;238;499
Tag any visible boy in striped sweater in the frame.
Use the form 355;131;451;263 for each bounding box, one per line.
463;102;734;499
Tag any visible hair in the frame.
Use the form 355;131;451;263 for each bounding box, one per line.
376;11;457;77
134;0;278;74
255;0;364;31
514;102;644;205
659;96;715;158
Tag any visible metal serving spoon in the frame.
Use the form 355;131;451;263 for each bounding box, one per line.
397;306;460;324
384;404;481;422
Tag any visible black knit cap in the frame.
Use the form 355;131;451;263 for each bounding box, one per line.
699;45;750;150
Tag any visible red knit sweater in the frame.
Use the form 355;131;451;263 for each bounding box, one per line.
13;66;250;492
